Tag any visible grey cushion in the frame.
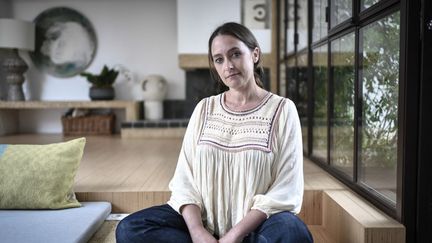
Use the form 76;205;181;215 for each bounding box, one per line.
0;201;111;243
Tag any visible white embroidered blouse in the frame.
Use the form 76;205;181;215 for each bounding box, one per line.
167;92;304;236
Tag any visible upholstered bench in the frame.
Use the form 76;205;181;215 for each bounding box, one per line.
0;138;111;243
0;201;111;243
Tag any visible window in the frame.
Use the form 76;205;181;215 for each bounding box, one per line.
286;0;295;54
297;0;308;51
312;44;328;161
312;0;327;42
279;0;287;97
330;32;355;178
330;0;352;28
358;11;400;204
281;0;402;218
361;0;383;11
286;57;296;101
297;52;309;154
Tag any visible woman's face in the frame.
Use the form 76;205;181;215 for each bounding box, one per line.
211;34;259;90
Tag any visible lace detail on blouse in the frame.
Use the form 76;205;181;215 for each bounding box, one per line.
198;93;285;152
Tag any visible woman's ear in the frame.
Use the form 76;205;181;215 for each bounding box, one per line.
253;47;260;63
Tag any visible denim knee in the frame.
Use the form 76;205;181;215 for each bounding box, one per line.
115;205;192;243
116;217;134;243
250;211;313;243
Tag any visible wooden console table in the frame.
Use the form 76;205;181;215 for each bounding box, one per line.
0;100;140;135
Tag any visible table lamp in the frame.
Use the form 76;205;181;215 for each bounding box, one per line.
0;18;35;101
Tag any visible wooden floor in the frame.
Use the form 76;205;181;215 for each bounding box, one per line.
0;134;404;243
0;134;342;193
0;133;347;219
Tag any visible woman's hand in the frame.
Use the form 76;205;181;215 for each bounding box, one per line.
218;230;243;243
218;209;267;243
181;204;217;243
189;225;218;243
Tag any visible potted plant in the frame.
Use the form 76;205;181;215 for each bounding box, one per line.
80;65;119;100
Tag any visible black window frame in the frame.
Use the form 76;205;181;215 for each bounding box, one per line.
280;0;428;242
282;0;406;220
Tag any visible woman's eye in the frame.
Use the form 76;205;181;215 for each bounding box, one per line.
232;52;241;58
214;58;223;64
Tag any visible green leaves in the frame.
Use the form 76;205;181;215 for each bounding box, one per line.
80;65;119;88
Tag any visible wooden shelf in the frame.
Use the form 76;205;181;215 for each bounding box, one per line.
0;100;141;120
0;100;141;135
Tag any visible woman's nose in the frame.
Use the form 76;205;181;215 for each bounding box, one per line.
224;60;234;71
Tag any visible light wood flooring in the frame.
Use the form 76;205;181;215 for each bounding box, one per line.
0;134;342;193
0;134;404;243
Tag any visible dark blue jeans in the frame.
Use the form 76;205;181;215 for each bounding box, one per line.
116;204;313;243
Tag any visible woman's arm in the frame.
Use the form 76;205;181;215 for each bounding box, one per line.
168;100;206;213
219;209;267;243
181;204;218;243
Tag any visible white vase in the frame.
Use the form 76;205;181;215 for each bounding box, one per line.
144;101;163;120
141;75;167;120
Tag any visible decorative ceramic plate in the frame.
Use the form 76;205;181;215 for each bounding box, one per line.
30;7;97;77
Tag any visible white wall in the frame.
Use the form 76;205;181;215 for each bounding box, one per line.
4;0;272;133
177;0;271;54
9;0;184;133
13;0;185;101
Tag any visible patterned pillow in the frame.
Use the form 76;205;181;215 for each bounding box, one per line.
0;137;86;209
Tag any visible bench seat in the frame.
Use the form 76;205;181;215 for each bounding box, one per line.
0;201;111;243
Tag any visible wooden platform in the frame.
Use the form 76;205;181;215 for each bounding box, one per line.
0;134;405;243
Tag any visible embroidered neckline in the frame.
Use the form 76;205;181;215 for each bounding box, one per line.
220;92;272;115
199;94;286;153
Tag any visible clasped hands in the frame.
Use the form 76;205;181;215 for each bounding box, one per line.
190;226;243;243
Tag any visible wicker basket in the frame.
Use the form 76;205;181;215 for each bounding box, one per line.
61;114;115;135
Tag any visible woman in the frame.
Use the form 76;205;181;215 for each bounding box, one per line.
116;22;313;243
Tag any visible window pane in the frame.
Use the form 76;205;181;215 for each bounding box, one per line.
361;0;381;11
287;0;295;54
330;0;352;28
312;45;328;161
279;0;287;97
359;11;400;203
297;0;308;51
312;0;327;42
286;57;296;100
330;32;355;177
297;52;309;154
280;61;287;97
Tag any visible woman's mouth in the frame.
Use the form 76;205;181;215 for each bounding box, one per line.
226;73;240;79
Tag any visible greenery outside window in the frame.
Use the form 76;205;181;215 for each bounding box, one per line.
287;0;295;54
330;32;355;178
312;44;328;161
330;0;352;28
286;57;296;101
358;11;400;204
312;0;327;43
297;52;309;154
361;0;382;11
282;0;403;217
297;0;308;51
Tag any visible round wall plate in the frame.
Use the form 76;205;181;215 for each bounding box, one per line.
31;7;97;78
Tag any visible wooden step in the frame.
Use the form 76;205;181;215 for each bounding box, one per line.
76;191;170;213
321;190;405;243
308;225;337;243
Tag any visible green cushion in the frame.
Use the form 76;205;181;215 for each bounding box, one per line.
0;138;86;209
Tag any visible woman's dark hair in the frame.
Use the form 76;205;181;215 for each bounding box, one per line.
208;22;265;93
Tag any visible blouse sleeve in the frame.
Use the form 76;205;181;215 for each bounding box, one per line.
167;99;206;214
251;99;304;217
